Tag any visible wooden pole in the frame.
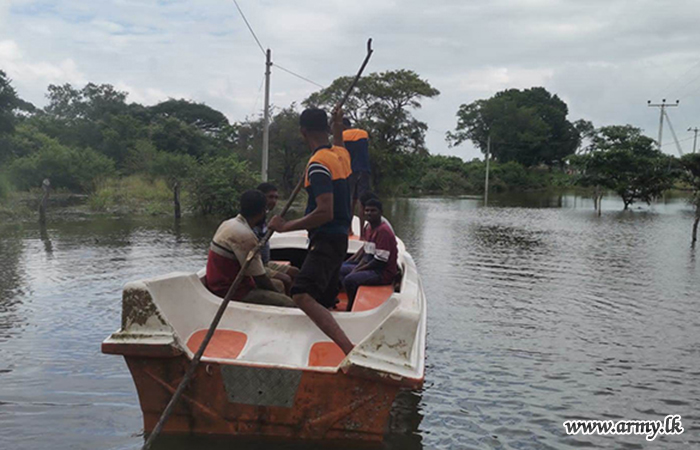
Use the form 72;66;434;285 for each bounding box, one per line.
38;178;50;225
692;198;699;243
484;134;490;206
173;182;181;219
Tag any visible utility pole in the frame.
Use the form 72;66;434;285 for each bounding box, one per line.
261;48;272;181
689;127;699;154
647;99;679;151
484;133;491;207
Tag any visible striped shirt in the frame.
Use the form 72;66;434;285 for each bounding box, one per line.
363;221;398;284
304;144;352;237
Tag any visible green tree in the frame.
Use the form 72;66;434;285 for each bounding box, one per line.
448;87;580;166
570;125;678;210
229;106;309;195
149;116;217;158
0;70;21;136
149;99;230;135
0;70;35;164
8;133;115;192
44;83;128;121
305;69;439;191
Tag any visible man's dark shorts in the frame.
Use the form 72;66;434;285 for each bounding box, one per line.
348;170;371;202
290;233;348;308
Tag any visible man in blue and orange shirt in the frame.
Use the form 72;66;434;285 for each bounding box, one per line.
343;118;371;236
269;107;354;355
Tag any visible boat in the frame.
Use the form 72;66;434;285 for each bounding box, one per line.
101;218;427;442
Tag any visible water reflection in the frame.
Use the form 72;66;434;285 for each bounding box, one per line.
0;225;25;342
1;192;699;450
39;223;53;257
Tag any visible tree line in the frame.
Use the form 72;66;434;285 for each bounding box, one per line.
1;68;698;233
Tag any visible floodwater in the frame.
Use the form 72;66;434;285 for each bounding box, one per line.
1;192;699;450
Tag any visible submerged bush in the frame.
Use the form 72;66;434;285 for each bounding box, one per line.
189;155;258;216
89;175;172;214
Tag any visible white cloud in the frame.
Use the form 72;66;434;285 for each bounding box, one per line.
0;39;86;91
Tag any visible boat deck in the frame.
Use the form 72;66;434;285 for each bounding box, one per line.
185;285;395;367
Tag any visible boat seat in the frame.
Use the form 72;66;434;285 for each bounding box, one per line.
351;285;394;312
308;342;345;367
187;329;247;360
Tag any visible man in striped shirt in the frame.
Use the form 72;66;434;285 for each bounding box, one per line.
269;107;354;355
205;190;295;307
339;198;398;311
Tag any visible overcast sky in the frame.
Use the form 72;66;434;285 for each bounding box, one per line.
2;0;700;160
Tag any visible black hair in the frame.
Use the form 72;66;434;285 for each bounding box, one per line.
239;189;267;218
342;118;352;127
359;191;379;206
364;198;383;212
256;182;278;194
300;108;329;133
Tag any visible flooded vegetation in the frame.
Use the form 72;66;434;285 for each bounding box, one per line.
0;192;699;449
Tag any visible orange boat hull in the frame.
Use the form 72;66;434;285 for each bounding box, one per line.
123;354;401;441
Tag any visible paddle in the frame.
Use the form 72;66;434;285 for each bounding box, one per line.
141;39;374;450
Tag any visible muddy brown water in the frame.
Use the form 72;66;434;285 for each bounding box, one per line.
1;192;699;449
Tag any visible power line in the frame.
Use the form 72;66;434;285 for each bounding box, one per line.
231;0;265;56
229;0;323;90
661;135;693;147
249;72;265;117
661;58;700;98
274;63;324;88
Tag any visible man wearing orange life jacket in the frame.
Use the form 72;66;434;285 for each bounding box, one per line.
269;107;354;355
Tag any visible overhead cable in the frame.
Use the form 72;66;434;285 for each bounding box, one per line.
274;64;325;88
231;0;265;56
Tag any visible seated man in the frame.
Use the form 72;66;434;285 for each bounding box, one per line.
339;198;398;311
205;189;295;307
253;182;299;295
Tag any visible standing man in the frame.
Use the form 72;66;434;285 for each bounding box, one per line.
339;198;398;311
205;190;295;307
343;118;371;236
269;107;354;355
253;182;299;295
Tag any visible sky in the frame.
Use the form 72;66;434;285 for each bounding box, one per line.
2;0;700;160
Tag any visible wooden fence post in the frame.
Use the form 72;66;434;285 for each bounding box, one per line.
39;178;50;225
173;181;181;219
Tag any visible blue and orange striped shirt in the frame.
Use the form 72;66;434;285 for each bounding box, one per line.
304;144;352;237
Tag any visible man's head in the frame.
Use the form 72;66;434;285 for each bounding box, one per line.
257;182;279;211
239;189;267;225
299;108;329;143
364;198;383;226
342;118;352;130
359;191;379;208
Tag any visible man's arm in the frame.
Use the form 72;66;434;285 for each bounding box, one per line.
347;247;364;263
331;108;345;148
